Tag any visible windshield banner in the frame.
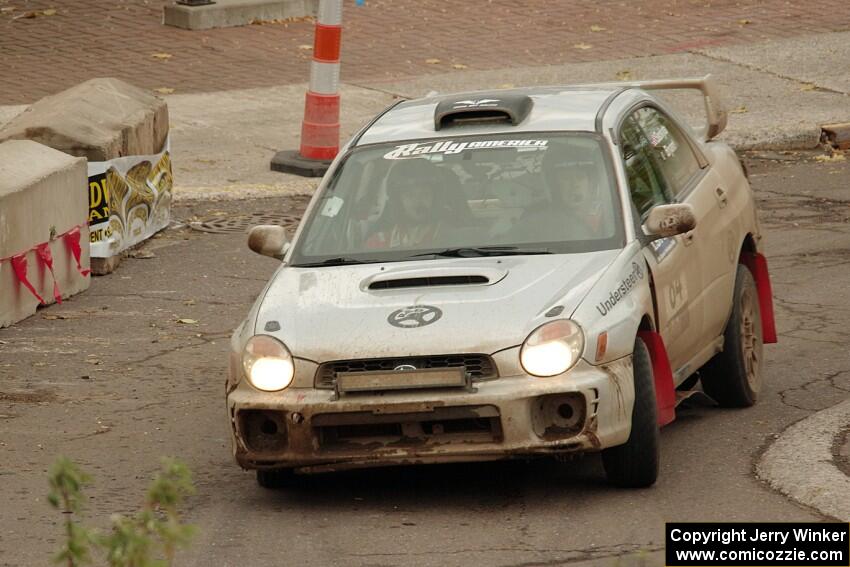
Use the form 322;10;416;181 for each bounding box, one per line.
383;139;548;160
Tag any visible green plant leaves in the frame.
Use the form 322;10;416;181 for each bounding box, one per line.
48;457;196;566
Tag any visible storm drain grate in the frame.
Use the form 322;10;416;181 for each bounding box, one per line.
189;211;305;234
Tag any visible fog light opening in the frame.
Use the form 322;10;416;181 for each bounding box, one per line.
532;393;586;440
260;418;279;435
557;403;574;421
238;410;288;453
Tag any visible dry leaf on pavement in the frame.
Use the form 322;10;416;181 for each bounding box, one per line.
573;43;593;50
616;70;633;81
814;153;846;163
15;8;57;18
451;63;468;69
251;15;314;25
590;25;606;32
730;106;748;114
177;318;199;325
425;58;441;64
297;44;313;50
800;83;817;91
128;249;155;259
154;87;175;94
152;52;173;60
738;18;751;25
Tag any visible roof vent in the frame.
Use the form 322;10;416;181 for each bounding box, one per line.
369;275;489;290
434;93;533;130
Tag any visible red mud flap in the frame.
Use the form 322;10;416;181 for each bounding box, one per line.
637;330;676;427
740;252;777;344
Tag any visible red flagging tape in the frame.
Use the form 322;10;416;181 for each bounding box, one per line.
10;254;45;305
637;330;676;427
63;227;91;277
35;243;61;304
2;224;89;306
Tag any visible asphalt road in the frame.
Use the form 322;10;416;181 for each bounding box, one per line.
1;153;848;567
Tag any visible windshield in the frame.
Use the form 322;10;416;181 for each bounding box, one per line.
289;133;625;266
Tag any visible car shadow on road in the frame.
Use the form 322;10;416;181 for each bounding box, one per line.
227;408;728;514
245;455;617;511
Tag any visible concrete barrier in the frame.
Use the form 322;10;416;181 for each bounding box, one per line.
0;140;89;328
164;0;318;30
0;77;168;161
0;77;172;275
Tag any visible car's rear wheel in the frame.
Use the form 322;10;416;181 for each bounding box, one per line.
256;468;294;489
700;264;763;407
602;336;660;488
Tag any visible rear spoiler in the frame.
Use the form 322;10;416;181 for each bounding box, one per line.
590;74;727;141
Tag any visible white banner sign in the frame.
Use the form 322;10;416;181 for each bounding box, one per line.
87;137;172;258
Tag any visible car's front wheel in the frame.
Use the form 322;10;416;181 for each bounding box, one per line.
602;336;660;488
700;264;763;407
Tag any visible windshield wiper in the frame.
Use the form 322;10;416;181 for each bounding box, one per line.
408;246;552;259
295;256;377;267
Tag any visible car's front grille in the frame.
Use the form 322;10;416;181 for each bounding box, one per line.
314;405;503;449
314;354;498;389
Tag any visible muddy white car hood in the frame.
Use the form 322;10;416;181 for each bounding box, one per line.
255;251;620;362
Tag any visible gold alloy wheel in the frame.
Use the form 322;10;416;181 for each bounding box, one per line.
741;284;763;393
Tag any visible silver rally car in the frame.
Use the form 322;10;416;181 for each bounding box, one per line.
228;75;777;488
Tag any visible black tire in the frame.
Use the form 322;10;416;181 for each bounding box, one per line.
700;265;763;408
602;336;660;488
256;468;294;489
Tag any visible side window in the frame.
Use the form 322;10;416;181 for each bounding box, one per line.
632;107;701;197
620;115;672;217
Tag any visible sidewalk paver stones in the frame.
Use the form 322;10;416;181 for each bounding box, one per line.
2;0;850;104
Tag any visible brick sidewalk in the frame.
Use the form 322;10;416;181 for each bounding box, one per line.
2;0;850;105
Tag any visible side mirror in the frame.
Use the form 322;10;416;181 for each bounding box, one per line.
643;203;696;240
247;225;289;260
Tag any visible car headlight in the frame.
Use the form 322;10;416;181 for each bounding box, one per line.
520;320;585;377
242;335;294;392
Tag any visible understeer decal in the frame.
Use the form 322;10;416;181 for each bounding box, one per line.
596;262;645;317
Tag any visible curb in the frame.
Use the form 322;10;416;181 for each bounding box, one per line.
173;182;318;202
757;399;850;521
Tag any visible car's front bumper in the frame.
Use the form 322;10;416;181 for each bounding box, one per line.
226;357;635;473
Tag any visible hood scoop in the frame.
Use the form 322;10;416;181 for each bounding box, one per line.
434;93;533;130
369;275;489;290
364;265;508;291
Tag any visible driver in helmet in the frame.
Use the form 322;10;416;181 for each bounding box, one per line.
512;160;604;241
366;160;443;249
550;163;604;234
